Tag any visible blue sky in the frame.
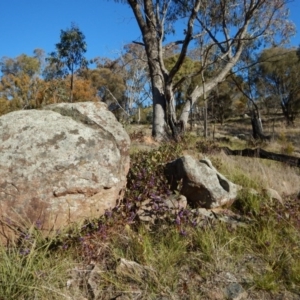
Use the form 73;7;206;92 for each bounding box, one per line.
0;0;299;62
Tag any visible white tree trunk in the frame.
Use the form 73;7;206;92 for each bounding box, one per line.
179;47;244;126
151;77;167;141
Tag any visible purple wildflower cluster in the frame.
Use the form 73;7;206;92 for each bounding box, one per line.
124;144;182;218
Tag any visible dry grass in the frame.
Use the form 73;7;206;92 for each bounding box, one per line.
0;117;299;299
209;151;300;197
127;116;300;199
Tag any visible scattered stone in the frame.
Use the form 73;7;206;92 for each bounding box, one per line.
275;291;300;300
136;194;187;223
192;208;252;227
165;155;240;208
87;263;103;299
164;194;187;210
224;283;248;300
0;102;130;242
247;188;259;196
67;263;96;299
263;188;284;205
116;258;157;281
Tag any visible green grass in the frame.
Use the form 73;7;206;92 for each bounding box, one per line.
0;232;75;299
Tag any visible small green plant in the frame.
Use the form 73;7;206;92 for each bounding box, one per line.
180;132;199;150
196;138;220;154
0;229;74;299
278;132;295;155
253;271;280;291
89;224;192;296
233;189;262;216
282;142;295;155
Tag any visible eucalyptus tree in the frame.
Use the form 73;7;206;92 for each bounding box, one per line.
257;47;300;125
80;57;127;119
0;53;42;109
47;23;88;102
222;44;267;139
118;43;151;115
114;0;295;141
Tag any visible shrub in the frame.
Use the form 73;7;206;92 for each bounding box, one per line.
124;143;183;219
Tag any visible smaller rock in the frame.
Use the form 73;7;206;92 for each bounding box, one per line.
66;263;95;299
164;194;187;211
276;291;300;300
87;263;108;299
247;188;259;196
224;283;248;300
165;155;240;208
116;258;156;281
263;188;284;205
136;194;187;223
192;208;252;227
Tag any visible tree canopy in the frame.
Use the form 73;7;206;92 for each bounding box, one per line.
114;0;295;140
257;47;300;124
46;23;88;102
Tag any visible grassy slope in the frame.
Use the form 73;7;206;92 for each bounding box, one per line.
0;118;299;300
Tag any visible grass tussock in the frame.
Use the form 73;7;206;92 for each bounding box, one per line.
0;230;76;299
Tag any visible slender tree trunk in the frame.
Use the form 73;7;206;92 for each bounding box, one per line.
70;65;74;103
151;77;181;141
179;45;244;128
201;69;208;139
152;85;166;140
251;113;264;139
281;102;294;126
137;107;140;124
250;106;271;141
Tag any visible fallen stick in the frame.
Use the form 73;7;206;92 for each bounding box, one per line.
221;147;300;168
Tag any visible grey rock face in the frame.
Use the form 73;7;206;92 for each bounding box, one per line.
165;155;239;208
0;102;130;238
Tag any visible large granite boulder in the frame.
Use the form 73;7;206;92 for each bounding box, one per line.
0;102;130;239
165;155;240;208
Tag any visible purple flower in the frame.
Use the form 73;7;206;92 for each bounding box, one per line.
180;229;187;236
20;248;30;255
191;219;197;227
35;220;42;229
62;243;68;250
128;212;136;222
152;202;159;210
105;210;113;218
21;233;31;241
5;217;12;225
148;176;155;187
